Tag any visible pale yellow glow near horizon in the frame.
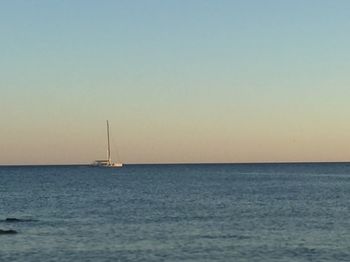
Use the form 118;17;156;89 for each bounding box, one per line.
1;110;350;165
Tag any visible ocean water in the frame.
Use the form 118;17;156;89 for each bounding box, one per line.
1;163;350;262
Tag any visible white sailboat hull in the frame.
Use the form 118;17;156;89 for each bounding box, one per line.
91;161;123;168
109;163;123;168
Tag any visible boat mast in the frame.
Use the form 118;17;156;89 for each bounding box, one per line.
107;120;111;164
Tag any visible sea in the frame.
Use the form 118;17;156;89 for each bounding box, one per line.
1;163;350;262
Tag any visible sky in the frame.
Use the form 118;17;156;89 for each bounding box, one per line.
1;0;350;164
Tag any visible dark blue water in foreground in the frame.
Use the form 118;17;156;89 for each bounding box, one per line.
1;163;350;261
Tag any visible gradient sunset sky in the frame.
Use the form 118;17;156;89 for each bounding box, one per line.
1;0;350;164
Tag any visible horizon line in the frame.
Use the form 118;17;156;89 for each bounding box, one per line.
1;160;350;167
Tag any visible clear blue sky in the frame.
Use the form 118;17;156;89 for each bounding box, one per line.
1;0;350;164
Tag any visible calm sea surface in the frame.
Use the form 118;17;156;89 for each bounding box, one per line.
1;163;350;261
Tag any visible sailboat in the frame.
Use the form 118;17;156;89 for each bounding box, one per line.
92;120;123;168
